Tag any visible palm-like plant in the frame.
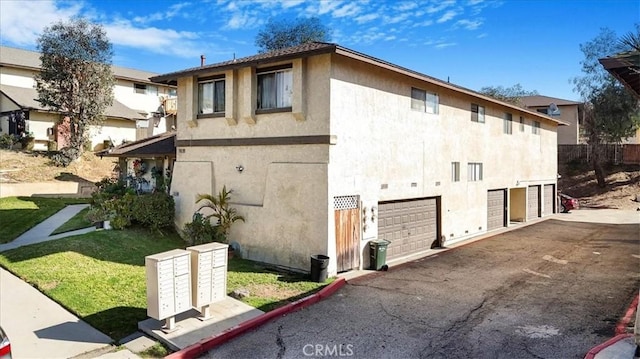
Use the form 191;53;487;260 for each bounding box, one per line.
196;185;245;241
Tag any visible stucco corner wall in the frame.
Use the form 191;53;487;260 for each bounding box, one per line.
170;161;214;229
233;162;329;273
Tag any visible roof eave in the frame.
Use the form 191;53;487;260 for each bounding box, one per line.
150;45;338;85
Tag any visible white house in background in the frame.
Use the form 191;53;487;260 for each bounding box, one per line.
151;42;566;277
520;95;584;145
0;46;176;151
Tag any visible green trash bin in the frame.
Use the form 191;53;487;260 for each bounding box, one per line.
369;239;390;270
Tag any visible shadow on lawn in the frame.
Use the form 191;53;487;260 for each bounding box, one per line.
0;226;186;266
82;306;148;342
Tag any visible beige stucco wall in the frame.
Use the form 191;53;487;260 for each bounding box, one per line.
88;118;136;150
328;54;558;252
170;51;559;275
528;104;580;144
171;54;333;272
0;67;38;88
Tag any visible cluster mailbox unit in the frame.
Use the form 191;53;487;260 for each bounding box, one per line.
188;242;229;319
145;243;229;331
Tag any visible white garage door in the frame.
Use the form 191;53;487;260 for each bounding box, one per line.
543;184;555;216
528;185;541;220
378;198;439;261
487;189;506;231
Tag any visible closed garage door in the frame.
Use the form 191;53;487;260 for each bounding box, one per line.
528;185;541;220
543;184;555;216
487;189;506;231
378;198;439;261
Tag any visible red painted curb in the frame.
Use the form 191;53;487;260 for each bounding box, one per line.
615;292;639;335
583;333;634;359
165;278;346;359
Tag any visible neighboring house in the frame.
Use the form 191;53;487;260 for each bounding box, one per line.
151;42;565;276
100;131;176;193
0;46;177;151
520;95;584;145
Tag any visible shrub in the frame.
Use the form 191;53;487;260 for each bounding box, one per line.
0;134;19;149
131;192;175;232
183;212;223;245
49;147;82;167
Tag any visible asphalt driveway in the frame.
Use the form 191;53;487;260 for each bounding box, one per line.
204;213;639;359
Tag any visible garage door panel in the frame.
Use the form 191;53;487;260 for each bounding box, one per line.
487;189;506;231
378;198;439;261
528;185;540;220
544;184;555;216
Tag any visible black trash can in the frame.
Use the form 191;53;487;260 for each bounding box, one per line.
369;239;390;270
310;254;330;283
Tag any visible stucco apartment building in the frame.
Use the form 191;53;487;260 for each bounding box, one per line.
0;46;176;151
151;42;564;276
520;95;583;145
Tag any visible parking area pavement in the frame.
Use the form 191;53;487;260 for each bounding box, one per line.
204;211;639;359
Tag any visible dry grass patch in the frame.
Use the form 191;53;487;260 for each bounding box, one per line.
0;149;116;183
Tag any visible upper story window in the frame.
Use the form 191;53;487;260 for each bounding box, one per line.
134;83;158;96
168;88;177;97
257;65;292;111
503;113;513;134
411;88;439;114
532;121;541;135
468;162;483;182
451;162;460;182
519;116;525;132
198;76;225;116
471;104;485;123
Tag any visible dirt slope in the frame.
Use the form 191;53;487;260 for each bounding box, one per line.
0;149;117;184
558;163;640;210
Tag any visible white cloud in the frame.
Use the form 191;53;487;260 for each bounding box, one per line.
435;42;456;48
355;13;380;24
104;20;202;58
383;12;411;25
395;1;418;11
225;10;262;29
413;19;434;27
456;19;483;30
426;0;455;14
0;0;82;46
280;0;305;9
333;3;361;18
318;0;343;15
437;10;458;23
468;0;485;5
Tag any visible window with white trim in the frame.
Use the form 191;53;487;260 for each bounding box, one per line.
471;104;485;123
198;77;225;116
519;116;525;131
468;162;483;182
503;113;513;134
451;162;460;182
134;83;158;96
532;121;540;135
411;88;439;114
257;66;292;111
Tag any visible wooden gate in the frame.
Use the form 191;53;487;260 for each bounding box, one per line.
334;196;360;273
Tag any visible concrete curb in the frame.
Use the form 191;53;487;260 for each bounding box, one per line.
583;292;639;359
164;278;346;359
583;334;634;359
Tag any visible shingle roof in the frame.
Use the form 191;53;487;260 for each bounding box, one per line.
101;131;176;158
520;95;583;107
0;84;146;120
0;46;161;84
150;42;337;84
150;41;568;126
599;51;640;99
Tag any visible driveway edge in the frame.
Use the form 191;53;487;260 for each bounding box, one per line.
583;291;639;359
164;278;346;359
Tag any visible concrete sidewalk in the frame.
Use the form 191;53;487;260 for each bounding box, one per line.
0;204;95;252
0;267;113;358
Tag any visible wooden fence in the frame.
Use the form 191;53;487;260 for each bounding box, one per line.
558;144;640;165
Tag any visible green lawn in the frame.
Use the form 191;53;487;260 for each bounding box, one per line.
0;197;89;243
50;207;92;235
0;227;331;343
